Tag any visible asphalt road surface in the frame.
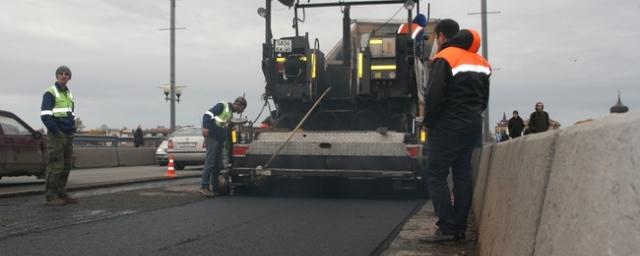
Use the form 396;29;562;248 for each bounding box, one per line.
0;179;422;256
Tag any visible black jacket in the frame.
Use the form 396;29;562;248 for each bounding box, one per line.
508;116;525;137
528;111;550;133
424;29;491;134
134;128;144;147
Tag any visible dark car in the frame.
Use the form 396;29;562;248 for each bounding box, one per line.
0;110;47;179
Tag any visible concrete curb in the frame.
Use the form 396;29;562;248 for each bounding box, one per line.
379;200;475;256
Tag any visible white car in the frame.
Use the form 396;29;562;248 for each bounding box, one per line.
167;127;206;170
155;140;169;166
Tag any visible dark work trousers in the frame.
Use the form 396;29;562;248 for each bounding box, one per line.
425;126;479;234
201;136;223;192
45;132;74;201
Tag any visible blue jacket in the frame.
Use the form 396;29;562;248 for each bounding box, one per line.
40;82;76;135
202;102;230;140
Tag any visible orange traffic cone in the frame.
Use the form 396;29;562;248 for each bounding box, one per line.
165;155;177;179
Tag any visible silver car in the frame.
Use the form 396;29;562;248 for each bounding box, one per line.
167;127;205;170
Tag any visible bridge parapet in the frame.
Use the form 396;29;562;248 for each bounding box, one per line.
472;111;640;256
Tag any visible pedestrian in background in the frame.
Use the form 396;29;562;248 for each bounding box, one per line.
496;128;509;143
40;65;78;206
508;110;525;139
200;96;247;197
421;20;491;243
527;102;550;134
134;125;144;147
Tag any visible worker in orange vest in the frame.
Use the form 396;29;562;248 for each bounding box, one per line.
397;14;428;57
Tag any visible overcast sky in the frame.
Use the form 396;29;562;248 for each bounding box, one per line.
1;0;639;132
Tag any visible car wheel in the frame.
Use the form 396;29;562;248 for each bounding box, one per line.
175;163;186;170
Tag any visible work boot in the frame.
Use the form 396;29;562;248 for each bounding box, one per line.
46;198;67;206
199;188;215;198
419;229;463;244
60;194;79;204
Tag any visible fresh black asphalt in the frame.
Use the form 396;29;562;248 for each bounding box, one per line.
0;181;422;256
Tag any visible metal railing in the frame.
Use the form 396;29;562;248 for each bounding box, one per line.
74;135;165;148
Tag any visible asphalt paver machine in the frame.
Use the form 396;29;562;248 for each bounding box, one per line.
227;0;437;195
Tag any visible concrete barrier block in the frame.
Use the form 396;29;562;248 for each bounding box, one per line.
471;144;494;224
73;148;119;168
116;148;156;166
477;130;558;256
534;112;640;256
470;147;483;186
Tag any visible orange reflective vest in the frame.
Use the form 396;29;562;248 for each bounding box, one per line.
397;23;424;39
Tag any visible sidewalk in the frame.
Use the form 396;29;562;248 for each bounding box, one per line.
0;165;201;198
381;201;476;256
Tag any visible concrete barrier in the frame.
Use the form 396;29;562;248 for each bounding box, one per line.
116;148;156;166
73;147;157;168
472;112;640;256
533;113;640;256
471;144;494;225
73;148;119;168
476;130;558;256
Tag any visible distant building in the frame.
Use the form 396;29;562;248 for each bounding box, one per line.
148;126;172;137
610;91;629;113
494;112;509;142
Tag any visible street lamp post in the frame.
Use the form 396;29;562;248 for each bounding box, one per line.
160;0;186;132
169;0;176;132
469;3;500;144
480;0;491;144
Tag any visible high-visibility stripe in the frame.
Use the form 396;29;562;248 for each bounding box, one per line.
214;116;225;123
52;107;73;113
451;64;492;76
371;65;396;71
205;111;214;118
411;27;424;39
40;110;53;116
276;57;286;63
397;24;406;34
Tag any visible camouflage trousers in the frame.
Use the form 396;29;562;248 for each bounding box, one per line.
45;132;74;201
